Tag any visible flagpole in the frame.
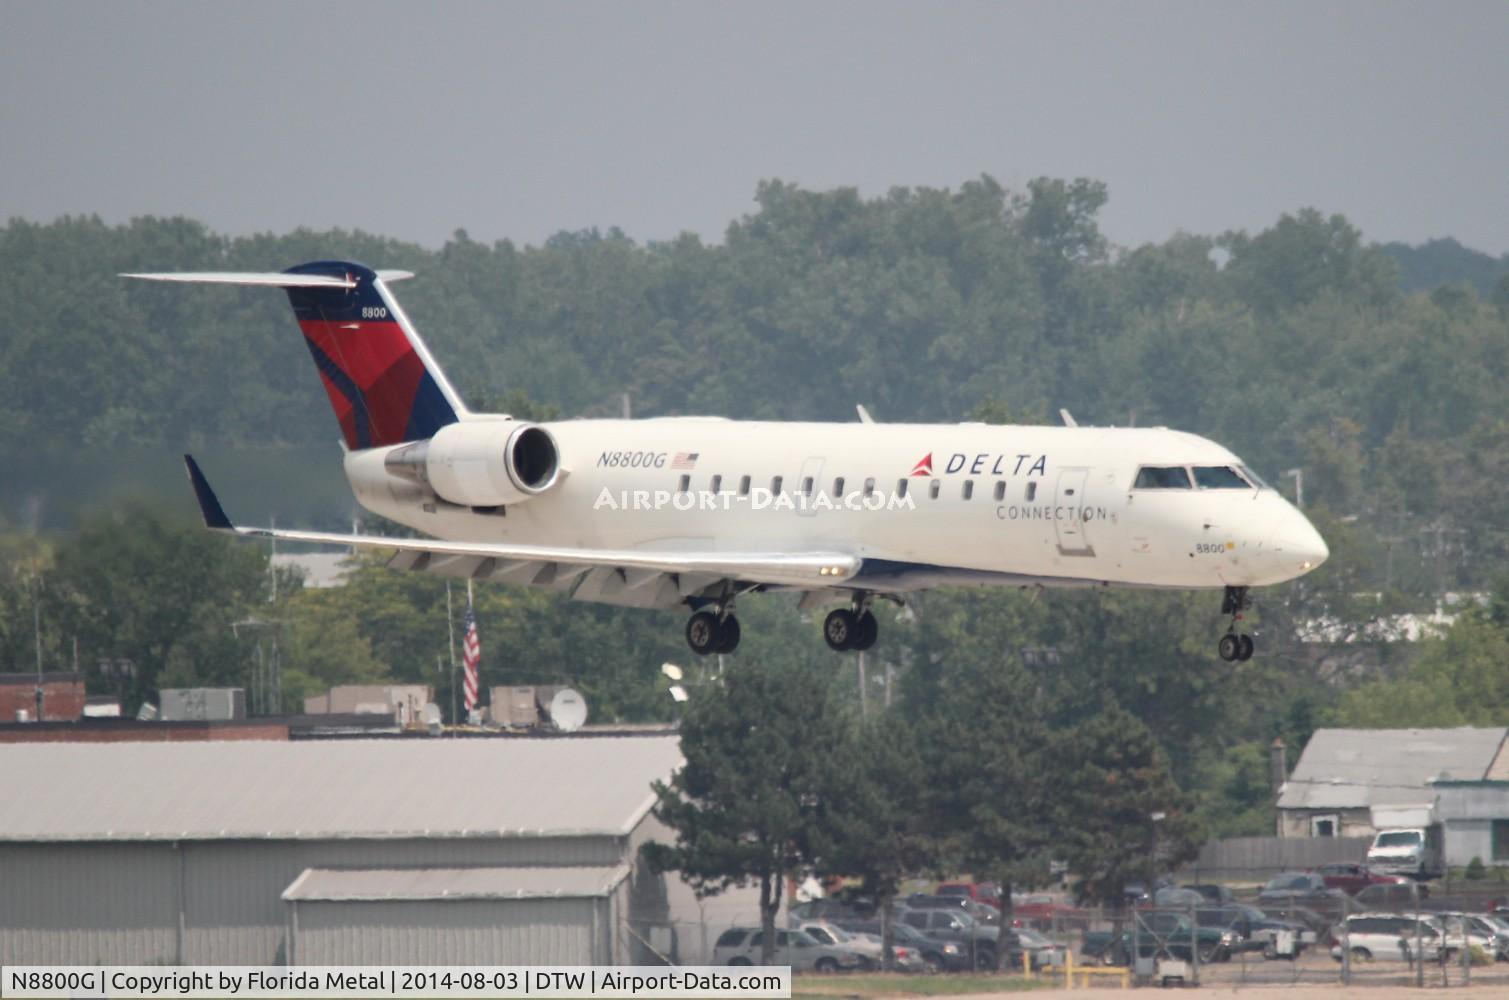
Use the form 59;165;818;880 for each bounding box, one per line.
447;581;458;728
466;578;476;724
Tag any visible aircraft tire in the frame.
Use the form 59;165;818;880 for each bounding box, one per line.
851;611;878;651
717;614;741;653
1218;634;1240;661
1237;634;1254;660
824;609;858;651
686;611;723;655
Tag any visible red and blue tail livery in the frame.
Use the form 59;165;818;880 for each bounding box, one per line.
123;260;467;450
282;261;460;449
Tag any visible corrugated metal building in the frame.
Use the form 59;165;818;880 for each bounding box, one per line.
0;736;748;966
1276;727;1507;838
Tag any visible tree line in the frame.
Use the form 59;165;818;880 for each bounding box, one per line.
0;176;1505;850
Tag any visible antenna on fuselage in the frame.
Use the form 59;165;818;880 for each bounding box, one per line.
1059;409;1078;427
856;404;875;424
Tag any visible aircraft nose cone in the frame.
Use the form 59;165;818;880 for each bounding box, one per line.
1284;519;1329;574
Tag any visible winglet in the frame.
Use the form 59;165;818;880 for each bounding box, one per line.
183;455;234;530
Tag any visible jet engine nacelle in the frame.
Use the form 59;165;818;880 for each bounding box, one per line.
385;420;561;507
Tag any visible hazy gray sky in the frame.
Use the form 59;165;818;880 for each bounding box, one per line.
4;1;1506;254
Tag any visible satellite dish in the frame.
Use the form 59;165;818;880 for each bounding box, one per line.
548;688;589;733
660;662;683;681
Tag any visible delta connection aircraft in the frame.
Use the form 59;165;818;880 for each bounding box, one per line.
126;261;1328;660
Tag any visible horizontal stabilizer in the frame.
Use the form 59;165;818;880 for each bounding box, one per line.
122;272;356;288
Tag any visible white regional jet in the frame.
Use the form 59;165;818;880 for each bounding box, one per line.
126;261;1327;660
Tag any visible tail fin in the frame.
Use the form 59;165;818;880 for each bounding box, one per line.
124;260;466;450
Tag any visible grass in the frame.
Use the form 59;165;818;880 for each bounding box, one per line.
792;973;1056;998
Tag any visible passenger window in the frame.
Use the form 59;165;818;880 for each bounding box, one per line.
1026;482;1037;502
800;476;813;495
1134;466;1192;489
863;478;875;497
929;479;940;500
896;479;908;498
709;474;722;493
962;480;973;500
833;477;845;497
677;474;690;494
1193;465;1252;489
738;475;751;497
993;481;1006;501
771;475;783;494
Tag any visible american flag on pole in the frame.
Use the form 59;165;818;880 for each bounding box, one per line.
462;602;480;714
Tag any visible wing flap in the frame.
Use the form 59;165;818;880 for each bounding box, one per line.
190;456;858;590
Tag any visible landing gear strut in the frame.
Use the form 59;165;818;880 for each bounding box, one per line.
1218;586;1254;662
824;595;878;652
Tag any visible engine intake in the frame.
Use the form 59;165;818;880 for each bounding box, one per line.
385;421;561;507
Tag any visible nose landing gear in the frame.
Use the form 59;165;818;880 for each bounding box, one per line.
1219;586;1254;662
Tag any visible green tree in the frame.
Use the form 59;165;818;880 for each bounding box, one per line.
1044;701;1202;907
49;505;267;709
816;712;935;969
644;660;846;965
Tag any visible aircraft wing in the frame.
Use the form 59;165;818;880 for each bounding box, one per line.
185;457;859;606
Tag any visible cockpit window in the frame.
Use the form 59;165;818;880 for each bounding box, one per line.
1193;466;1253;489
1237;465;1269;489
1134;466;1192;489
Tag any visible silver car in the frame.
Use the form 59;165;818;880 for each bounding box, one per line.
712;927;864;972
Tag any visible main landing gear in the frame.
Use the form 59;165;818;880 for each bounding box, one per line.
824;595;878;653
1219;585;1254;662
686;605;740;656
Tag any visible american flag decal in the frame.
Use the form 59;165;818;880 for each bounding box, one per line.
462;604;480;713
671;452;700;470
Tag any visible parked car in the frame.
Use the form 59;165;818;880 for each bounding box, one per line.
904;893;999;926
712;927;864;971
1183;883;1235;904
936;880;1002;910
1259;903;1335;945
787;898;875;927
837;918;971;973
1413;912;1501;962
895;905;1000;969
1480;913;1509;961
1012;893;1094;931
1258;872;1347;919
1081;913;1233;966
1006;926;1068;970
1313;862;1409;895
795;922;920;972
1329;914;1429;963
1198;903;1315;958
1331;913;1492;964
1153;886;1207;908
1353;880;1429;911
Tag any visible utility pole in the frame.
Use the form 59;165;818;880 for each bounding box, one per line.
33;585;44;721
446;581;458;727
857;650;869;718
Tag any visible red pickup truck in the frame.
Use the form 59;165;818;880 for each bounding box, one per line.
935;881;1002;910
1312;863;1408;895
